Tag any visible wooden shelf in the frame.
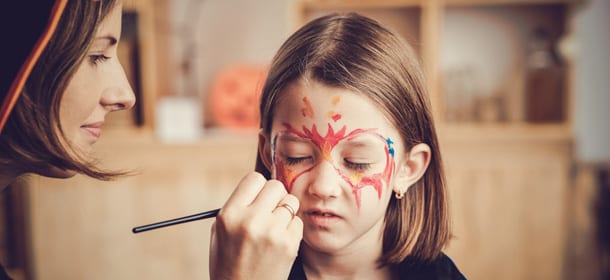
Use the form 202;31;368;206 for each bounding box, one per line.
294;0;575;131
438;123;572;143
298;0;423;9
445;0;575;6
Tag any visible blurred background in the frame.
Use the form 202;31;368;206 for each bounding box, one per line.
1;0;609;279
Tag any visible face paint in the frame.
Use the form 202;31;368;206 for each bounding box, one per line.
273;122;395;208
327;95;342;122
328;111;342;122
301;96;315;118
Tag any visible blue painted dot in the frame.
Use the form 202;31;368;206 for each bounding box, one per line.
386;138;395;157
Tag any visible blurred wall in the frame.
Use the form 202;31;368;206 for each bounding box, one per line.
166;0;610;162
167;0;291;101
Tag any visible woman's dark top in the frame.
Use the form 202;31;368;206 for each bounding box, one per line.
0;264;11;280
288;252;466;280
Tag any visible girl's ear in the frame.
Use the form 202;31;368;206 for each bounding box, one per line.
258;130;273;171
393;143;431;194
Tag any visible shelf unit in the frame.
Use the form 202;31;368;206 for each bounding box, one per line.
293;0;575;139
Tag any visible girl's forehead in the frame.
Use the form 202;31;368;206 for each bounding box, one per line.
277;83;377;119
279;81;361;109
272;81;402;148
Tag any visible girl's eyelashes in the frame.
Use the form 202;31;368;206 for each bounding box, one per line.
89;54;110;65
344;159;372;171
284;156;313;166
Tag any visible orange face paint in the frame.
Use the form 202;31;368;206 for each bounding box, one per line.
332;95;341;106
301;96;315;118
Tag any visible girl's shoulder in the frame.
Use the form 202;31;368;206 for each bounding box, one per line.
289;253;466;280
397;252;466;280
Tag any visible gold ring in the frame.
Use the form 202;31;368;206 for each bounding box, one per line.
277;203;296;219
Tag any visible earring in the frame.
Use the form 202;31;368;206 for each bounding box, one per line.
394;190;404;199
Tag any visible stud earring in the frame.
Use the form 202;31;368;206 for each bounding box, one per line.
394;190;404;199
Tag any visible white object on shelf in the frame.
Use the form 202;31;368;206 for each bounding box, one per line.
156;96;202;143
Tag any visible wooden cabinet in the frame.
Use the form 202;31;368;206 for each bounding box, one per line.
293;0;575;127
26;131;259;279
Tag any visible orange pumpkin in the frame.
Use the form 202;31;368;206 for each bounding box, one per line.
207;65;268;129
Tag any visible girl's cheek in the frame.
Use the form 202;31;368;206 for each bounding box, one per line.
275;161;295;192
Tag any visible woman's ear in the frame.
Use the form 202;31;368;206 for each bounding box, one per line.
257;130;273;171
393;143;431;194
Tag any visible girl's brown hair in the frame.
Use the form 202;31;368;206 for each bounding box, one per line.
0;0;122;179
255;13;450;265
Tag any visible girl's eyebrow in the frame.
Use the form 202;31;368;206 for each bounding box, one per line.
344;139;383;150
277;134;309;143
346;133;386;147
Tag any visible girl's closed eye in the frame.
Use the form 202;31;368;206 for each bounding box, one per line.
284;155;313;166
344;158;372;171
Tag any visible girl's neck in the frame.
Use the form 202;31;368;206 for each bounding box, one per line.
300;220;392;280
301;248;392;280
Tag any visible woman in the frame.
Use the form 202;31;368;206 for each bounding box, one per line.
2;2;301;279
0;0;133;277
1;0;134;188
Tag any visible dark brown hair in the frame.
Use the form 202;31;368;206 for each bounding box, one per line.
255;13;450;265
0;0;122;179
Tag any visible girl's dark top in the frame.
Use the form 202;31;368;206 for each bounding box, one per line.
288;253;466;280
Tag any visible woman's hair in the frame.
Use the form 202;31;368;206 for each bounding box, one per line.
255;13;450;265
0;0;122;179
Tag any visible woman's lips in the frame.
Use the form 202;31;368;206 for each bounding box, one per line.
81;122;103;139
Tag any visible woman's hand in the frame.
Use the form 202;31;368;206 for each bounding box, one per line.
209;172;303;280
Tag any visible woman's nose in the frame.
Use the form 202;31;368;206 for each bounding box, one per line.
307;160;342;199
100;63;136;111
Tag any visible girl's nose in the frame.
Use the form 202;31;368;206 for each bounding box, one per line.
307;160;342;199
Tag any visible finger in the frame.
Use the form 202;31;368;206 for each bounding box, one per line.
287;216;304;253
222;172;267;211
272;194;300;224
250;179;289;213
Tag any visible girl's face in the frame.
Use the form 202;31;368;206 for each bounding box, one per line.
59;3;135;160
265;80;406;254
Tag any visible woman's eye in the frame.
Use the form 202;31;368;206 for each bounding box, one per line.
344;159;372;171
285;156;312;166
89;54;110;65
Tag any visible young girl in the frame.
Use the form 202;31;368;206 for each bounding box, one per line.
254;13;466;279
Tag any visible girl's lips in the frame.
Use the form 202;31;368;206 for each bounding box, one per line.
304;209;342;227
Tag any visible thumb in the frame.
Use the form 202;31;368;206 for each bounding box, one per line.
209;221;218;273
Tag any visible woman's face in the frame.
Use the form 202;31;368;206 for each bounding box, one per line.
59;2;135;161
267;79;405;254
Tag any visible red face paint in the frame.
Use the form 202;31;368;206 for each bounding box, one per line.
330;113;342;122
273;123;395;208
329;96;342;122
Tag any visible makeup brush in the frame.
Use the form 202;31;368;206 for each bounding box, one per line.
132;208;220;233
